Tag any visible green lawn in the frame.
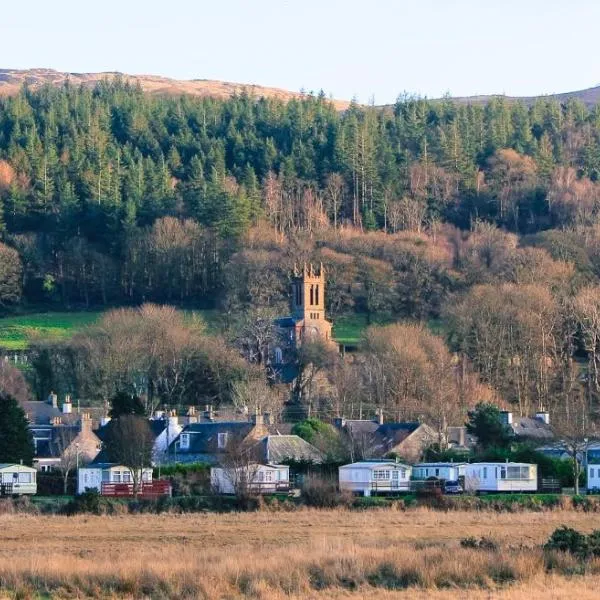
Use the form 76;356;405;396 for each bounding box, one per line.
0;309;221;351
332;314;370;345
0;312;103;350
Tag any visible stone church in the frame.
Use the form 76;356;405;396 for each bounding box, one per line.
272;263;336;374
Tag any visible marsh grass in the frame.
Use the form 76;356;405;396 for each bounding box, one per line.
1;509;600;598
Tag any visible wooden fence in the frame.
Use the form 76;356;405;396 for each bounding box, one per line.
100;481;172;498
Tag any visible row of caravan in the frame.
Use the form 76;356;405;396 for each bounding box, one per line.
339;461;538;496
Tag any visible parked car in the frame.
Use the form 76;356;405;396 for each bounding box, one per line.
443;480;463;495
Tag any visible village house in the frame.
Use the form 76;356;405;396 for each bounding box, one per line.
334;414;436;463
170;411;323;465
500;410;553;444
339;460;411;496
22;393;104;471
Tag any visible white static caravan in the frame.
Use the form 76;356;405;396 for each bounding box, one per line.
77;463;153;494
412;462;467;481
587;464;600;492
0;464;37;495
339;461;411;497
463;462;537;493
210;464;290;494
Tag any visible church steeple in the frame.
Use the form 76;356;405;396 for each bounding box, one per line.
292;263;326;322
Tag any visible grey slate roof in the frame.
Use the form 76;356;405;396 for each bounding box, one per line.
511;417;553;441
258;435;324;464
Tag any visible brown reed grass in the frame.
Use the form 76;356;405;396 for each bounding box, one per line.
1;508;600;598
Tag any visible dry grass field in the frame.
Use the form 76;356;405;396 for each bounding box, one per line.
2;508;600;599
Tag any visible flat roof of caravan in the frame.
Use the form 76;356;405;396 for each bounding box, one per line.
340;461;410;469
466;462;535;467
0;463;37;470
414;462;467;467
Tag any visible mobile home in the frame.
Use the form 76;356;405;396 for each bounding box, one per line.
412;462;467;481
463;462;537;493
77;463;153;495
211;463;290;494
587;464;600;492
339;461;411;496
0;464;37;495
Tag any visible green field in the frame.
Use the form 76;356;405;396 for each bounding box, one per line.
0;309;373;351
0;312;103;350
0;309;222;351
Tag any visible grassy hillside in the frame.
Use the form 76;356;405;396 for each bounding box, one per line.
0;312;103;350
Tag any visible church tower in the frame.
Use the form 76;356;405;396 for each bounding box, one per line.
292;263;326;322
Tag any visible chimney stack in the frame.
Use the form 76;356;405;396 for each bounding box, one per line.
62;395;72;414
48;391;58;409
263;412;272;426
80;413;92;433
333;417;346;430
203;405;214;421
375;407;384;425
250;408;264;427
535;411;550;425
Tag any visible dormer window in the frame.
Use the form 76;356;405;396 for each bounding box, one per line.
218;433;228;449
179;433;190;450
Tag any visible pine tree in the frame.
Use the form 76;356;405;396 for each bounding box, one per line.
0;393;34;465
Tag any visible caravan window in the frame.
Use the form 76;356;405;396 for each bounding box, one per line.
373;470;391;480
18;472;31;483
483;467;488;479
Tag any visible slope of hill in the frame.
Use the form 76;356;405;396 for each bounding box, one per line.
447;85;600;107
0;68;351;109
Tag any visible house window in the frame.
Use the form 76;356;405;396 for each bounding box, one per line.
179;433;190;450
218;433;228;449
591;468;595;478
274;347;283;364
113;471;122;483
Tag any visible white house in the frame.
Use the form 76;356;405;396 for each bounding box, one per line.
339;461;411;497
412;462;467;481
151;414;183;466
77;463;153;495
210;463;290;495
0;464;37;495
463;462;537;493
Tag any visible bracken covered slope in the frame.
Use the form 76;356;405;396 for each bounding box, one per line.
0;67;351;109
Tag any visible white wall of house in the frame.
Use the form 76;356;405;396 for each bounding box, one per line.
412;463;466;481
77;465;153;494
152;417;183;465
339;461;411;497
211;464;289;495
587;465;600;491
463;463;537;493
0;464;37;494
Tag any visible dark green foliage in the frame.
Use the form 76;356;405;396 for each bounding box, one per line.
291;418;331;443
0;392;34;465
109;391;146;418
544;526;589;558
466;403;513;450
0;81;597;313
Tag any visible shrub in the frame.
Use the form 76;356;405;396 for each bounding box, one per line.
544;526;589;558
460;536;498;551
301;476;352;508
